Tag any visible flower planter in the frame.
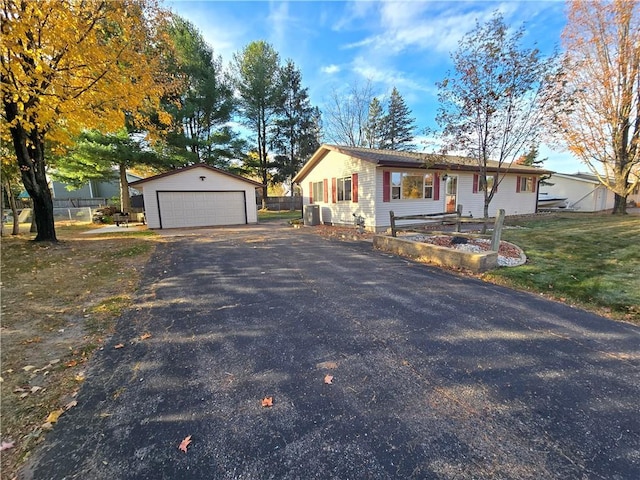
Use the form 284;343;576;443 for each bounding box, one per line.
373;234;499;273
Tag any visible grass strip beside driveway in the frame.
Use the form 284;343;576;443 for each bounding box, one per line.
0;226;157;478
485;213;639;322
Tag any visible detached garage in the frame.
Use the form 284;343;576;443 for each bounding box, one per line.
129;165;263;229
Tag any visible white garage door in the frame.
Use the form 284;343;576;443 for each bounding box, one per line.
158;191;246;228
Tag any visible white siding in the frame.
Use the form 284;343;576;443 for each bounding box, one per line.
140;166;258;228
300;151;377;229
374;171;538;229
298;150;540;231
542;175;615;211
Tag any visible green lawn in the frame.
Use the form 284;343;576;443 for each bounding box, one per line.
258;209;302;222
484;213;640;322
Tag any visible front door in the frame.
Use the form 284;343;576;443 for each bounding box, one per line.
445;175;458;213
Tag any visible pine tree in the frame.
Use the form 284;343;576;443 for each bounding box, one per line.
271;60;321;195
233;41;282;207
365;98;385;149
382;87;416;151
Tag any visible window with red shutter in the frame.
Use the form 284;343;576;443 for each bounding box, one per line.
352;173;358;203
383;171;390;202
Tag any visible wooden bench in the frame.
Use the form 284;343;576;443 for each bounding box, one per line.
113;212;129;227
389;205;475;237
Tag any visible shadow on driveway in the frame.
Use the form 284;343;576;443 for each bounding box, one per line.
25;224;640;479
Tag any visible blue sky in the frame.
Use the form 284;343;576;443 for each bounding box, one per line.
167;0;582;173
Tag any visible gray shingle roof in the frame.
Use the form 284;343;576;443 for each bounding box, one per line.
294;144;552;182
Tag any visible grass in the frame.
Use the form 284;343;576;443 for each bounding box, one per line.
484;213;640;322
258;209;302;222
0;223;158;477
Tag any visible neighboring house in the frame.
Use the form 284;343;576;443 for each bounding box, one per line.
541;172;640;212
50;173;143;201
293;145;552;232
129;164;263;229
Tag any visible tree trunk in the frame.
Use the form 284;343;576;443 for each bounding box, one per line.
482;200;490;234
119;163;131;213
612;193;627;214
5;103;57;242
2;178;20;235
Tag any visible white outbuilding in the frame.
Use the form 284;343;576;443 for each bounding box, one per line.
129;165;262;229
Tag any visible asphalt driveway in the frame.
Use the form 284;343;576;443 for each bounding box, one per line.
26;223;640;479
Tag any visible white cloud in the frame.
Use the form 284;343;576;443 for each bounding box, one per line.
342;1;523;55
351;56;436;97
167;2;244;62
267;1;290;48
321;64;341;75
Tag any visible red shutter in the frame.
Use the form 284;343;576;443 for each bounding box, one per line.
352;173;358;203
473;174;479;193
331;178;337;203
323;179;328;203
433;173;440;200
516;176;521;193
309;181;313;203
531;177;537;193
383;171;390;202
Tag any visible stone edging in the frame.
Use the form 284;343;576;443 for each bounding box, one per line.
373;235;498;273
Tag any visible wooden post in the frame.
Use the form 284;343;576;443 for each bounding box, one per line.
491;209;505;251
456;204;462;232
390;210;396;237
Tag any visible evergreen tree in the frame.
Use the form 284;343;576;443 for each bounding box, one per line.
161;15;236;167
382;87;416;151
52;129;174;213
365;98;385;149
271;60;321;195
233;41;282;207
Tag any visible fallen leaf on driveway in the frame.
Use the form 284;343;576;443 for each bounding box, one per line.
66;360;78;368
140;332;152;340
114;344;124;349
261;396;273;407
324;375;334;384
178;435;192;453
64;400;78;411
46;409;64;423
316;361;339;370
1;441;15;451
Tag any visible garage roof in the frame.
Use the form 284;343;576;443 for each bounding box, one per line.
129;164;264;188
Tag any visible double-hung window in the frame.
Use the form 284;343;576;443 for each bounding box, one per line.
312;181;324;203
424;173;434;199
337;176;352;201
518;176;535;193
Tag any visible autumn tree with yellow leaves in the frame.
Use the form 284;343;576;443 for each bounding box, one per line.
552;0;639;214
1;0;171;241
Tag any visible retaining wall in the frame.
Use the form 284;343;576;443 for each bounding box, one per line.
373;235;498;273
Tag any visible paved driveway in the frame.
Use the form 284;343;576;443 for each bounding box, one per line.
26;224;640;479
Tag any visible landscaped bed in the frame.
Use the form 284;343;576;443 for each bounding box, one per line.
405;234;526;267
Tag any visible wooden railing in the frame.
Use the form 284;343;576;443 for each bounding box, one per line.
389;205;474;237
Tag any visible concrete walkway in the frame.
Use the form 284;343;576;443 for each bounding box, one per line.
80;223;147;234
